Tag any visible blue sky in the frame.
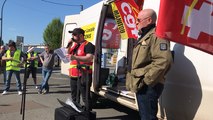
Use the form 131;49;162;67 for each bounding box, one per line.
1;0;101;45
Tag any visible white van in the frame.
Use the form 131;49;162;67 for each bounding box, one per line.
61;0;213;119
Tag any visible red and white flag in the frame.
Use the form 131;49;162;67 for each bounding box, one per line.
156;0;213;55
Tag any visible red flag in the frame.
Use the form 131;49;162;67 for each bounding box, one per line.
111;0;142;39
102;18;121;49
156;0;213;55
134;0;144;10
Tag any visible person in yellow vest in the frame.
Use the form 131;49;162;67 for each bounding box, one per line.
1;41;26;95
67;28;95;110
26;46;38;89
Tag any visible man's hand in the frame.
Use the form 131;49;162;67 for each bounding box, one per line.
17;63;23;67
28;56;38;61
7;57;13;61
66;54;71;57
70;55;77;60
66;39;73;48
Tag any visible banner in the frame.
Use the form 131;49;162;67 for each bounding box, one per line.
102;18;121;49
134;0;144;10
156;0;213;55
81;23;96;42
111;0;141;39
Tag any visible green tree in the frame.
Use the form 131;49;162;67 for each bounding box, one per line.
43;18;63;50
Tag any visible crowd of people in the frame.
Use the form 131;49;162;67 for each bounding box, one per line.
0;8;172;120
0;28;94;99
0;41;56;95
0;28;95;114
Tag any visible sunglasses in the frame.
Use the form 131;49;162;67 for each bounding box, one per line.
137;17;150;23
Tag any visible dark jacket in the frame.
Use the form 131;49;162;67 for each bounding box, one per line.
126;27;173;92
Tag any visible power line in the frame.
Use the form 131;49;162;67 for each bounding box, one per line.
41;0;83;11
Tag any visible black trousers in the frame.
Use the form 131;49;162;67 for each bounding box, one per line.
70;74;92;109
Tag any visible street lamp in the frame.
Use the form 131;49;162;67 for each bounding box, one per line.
0;0;8;46
80;5;83;11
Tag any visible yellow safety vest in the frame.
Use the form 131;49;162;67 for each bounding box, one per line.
6;50;21;71
27;52;38;68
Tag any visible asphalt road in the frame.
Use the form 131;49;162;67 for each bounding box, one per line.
0;68;140;120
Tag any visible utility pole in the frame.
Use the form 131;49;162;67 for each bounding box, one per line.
0;0;8;46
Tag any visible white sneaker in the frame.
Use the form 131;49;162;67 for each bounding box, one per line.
2;91;8;95
18;91;22;95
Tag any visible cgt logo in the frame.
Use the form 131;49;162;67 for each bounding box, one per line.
119;2;138;38
102;18;121;49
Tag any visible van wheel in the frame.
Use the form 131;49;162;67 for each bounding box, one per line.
90;91;99;107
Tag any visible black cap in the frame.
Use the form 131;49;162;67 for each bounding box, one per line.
8;41;16;47
69;28;85;36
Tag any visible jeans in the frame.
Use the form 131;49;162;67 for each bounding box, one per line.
40;68;52;91
136;83;164;120
4;70;22;91
3;69;6;84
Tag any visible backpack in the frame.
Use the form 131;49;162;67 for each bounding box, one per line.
106;73;118;87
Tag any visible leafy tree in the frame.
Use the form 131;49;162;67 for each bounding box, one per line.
43;18;63;50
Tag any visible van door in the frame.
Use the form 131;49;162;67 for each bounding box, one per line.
92;2;139;110
61;15;80;76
